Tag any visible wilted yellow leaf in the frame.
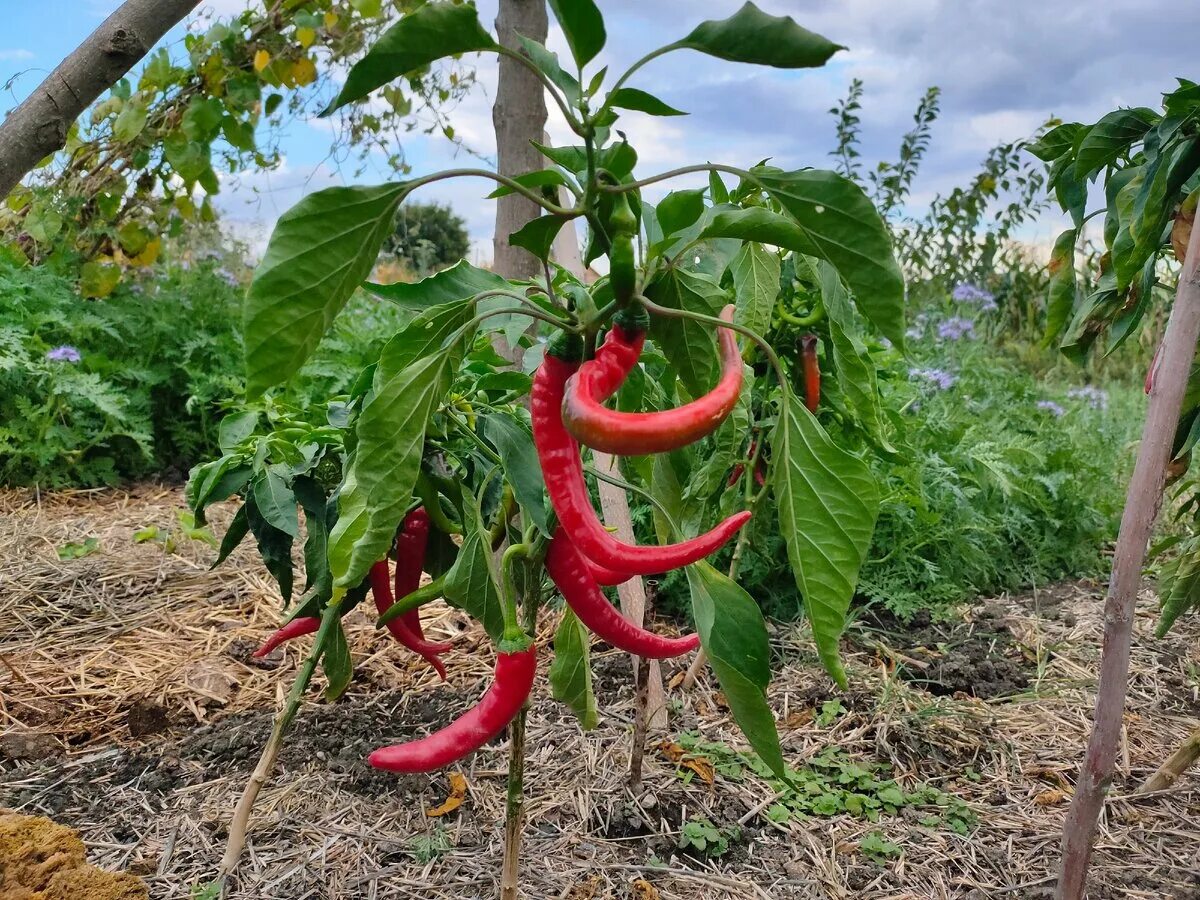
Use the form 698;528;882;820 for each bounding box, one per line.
291;57;317;87
131;237;161;268
632;879;661;899
296;26;315;48
426;771;467;817
253;49;270;73
1034;789;1069;806
323;10;338;29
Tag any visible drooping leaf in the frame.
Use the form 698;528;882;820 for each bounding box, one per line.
482;413;549;536
322;619;353;700
517;36;580;101
702;177;905;348
644;267;726;398
252;466;300;538
187;458;251;523
294;475;333;600
656;189;706;239
607;87;685;117
245;496;295;602
548;607;598;729
772;394;879;686
245;182;408;398
1157;540;1200;637
1073;108;1158;181
686;561;784;777
729;241;779;339
547;0;605;68
676;3;843;69
509;214;571;261
212;504;250;568
442;489;505;642
1044;228;1078;345
323;3;497;114
218;411;259;452
363;258;508;312
1026;122;1084;162
329;301;476;590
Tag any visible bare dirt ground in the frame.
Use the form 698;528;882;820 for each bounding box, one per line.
2;485;1199;899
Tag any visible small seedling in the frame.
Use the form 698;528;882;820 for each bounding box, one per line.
411;826;452;863
678;816;738;858
860;831;901;864
57;537;99;559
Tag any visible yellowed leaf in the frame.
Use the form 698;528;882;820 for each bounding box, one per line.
323;10;338;29
131;237;161;268
425;771;467;817
253;49;270;73
1034;788;1069;806
296;26;315;48
566;875;603;899
657;741;714;785
632;879;661;899
291;57;317;87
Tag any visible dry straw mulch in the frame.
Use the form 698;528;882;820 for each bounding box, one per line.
1;485;1199;899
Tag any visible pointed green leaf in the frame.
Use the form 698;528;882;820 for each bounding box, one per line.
323;3;497;114
442;492;505;642
294;475;334;601
656;189;706;239
245;496;295;602
1073;108;1158;180
482;413;549;536
245;182;408;397
1044;228;1078;345
253;466;300;538
517;36;580;101
676;2;843;69
322;620;353;700
1157;538;1200;637
363;258;508;312
547;0;605;68
686;561;784;777
485;168;570;199
1027;122;1084;162
218;411;259;452
509;214;571;261
729;241;779;338
772;394;879;686
212;504;250;569
329;301;476;589
549;607;598;729
702;183;905;349
607;87;686;117
644;268;725;398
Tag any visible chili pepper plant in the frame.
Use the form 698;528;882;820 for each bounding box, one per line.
188;0;908;887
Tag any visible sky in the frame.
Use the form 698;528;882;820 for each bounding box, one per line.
3;0;1198;261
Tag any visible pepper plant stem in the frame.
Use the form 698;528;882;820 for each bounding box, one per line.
219;598;342;885
1056;197;1200;900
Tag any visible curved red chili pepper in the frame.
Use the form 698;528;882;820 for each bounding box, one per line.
532;351;751;576
546;528;699;659
395;508;431;640
253;616;320;658
801;333;820;413
367;645;537;772
585;556;633;586
371;560;450;680
562;305;743;455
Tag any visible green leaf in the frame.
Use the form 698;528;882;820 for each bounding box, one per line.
547;0;605;68
772;394;879;686
686;561;784;778
676;2;843;69
323;2;497;114
245;496;294;602
482;413;549;536
218;411;258;452
322;620;353;701
644;268;726;398
509;214;571;261
702;187;905;349
182;96;225;142
363;258;508;312
548;607;598;729
329;301;476;590
1044;228;1078;345
294;475;333;600
817;261;891;452
484;169;570;199
253;466;300;537
517;36;580;102
245;182;408;398
1073;108;1158;180
656;189;706;239
729;241;779;339
80;261;121;299
607;87;685;117
188;459;251;524
113;101;148;142
442;491;505;642
1157;540;1200;637
1027;122;1084;162
212;504;250;568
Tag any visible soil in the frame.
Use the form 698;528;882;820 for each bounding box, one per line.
0;813;148;899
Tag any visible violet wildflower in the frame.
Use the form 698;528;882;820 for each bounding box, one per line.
1036;400;1066;417
952;282;998;312
45;345;81;363
1067;385;1108;410
909;367;957;390
937;317;976;341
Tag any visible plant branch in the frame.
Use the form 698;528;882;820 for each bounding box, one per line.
405;168;580;216
494;44;581;133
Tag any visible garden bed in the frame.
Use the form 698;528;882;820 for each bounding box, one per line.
2;486;1198;899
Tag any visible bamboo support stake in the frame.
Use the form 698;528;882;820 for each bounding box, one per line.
1136;725;1200;794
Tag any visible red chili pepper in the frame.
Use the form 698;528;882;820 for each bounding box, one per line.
801;333;820;413
371;560;451;680
585;556;632;586
532;347;751;576
546;528;699;659
728;438;767;489
253;616;320;658
562;305;744;455
394;508;431;640
367;645;537;772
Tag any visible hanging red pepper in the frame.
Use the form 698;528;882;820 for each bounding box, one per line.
728;437;766;489
531;338;750;576
370;560;451;680
394;508;432;641
253;616;320;658
562;305;744;455
546;528;699;658
585;556;632;586
801;333;820;413
368;644;537;772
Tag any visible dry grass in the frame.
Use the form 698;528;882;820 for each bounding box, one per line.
2;485;1199;899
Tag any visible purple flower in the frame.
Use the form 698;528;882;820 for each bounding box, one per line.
46;345;81;363
1068;385;1108;410
215;267;241;287
909;366;957;391
1037;400;1066;417
936;317;976;341
905;327;924;340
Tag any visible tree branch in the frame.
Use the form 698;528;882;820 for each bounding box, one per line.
0;0;199;199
